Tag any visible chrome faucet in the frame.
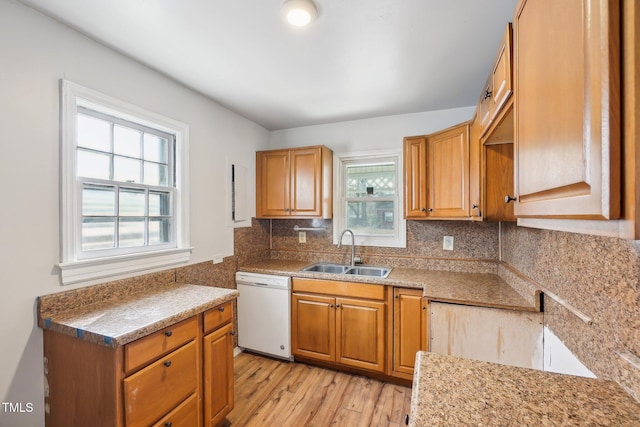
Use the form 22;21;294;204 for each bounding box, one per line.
337;229;356;267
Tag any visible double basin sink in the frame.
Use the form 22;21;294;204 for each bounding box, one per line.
300;262;392;279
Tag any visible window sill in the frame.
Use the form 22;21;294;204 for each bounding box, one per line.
57;247;193;286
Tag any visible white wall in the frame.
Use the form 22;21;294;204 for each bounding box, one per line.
268;106;475;153
0;1;268;425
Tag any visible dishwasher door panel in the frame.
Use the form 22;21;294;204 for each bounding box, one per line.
237;283;292;360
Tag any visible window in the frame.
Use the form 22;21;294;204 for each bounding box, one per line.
334;151;406;248
59;80;191;285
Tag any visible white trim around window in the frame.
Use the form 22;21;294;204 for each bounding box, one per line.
333;150;406;248
58;80;191;285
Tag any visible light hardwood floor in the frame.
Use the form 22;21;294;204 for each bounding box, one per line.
221;352;412;427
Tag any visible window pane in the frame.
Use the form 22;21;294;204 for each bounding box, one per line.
77;114;110;152
77;149;110;179
346;201;395;235
149;191;171;216
83;184;116;216
119;218;145;247
119;188;145;216
149;218;172;245
114;156;141;183
114;125;141;158
346;163;396;197
144;134;168;163
144;162;169;187
82;217;115;251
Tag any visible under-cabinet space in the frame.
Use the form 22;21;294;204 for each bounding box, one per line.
429;302;543;369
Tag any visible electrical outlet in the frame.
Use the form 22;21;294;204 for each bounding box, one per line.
443;236;454;251
298;231;307;243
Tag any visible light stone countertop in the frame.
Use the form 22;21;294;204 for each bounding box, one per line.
239;259;539;312
409;351;640;426
38;283;238;347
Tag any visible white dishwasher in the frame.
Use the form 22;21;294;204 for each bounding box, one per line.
236;271;292;360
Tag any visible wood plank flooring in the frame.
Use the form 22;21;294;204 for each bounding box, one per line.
221;352;412;427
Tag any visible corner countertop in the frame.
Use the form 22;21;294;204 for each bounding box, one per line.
409;352;640;426
38;283;238;348
239;259;539;312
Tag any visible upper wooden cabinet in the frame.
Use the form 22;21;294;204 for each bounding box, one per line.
513;0;621;219
404;122;471;220
256;145;332;219
478;24;513;136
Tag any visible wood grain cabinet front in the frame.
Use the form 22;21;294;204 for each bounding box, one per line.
391;288;427;380
403;122;471;220
291;278;386;373
43;299;236;427
513;0;621;219
256;145;333;219
203;305;235;427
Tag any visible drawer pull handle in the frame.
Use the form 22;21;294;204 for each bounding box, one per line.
164;360;172;368
218;307;225;312
165;422;173;427
165;331;173;337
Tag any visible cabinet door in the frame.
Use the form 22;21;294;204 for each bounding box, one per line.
290;147;322;216
491;23;513;119
427;124;470;218
485;143;515;221
514;0;620;219
203;322;234;427
256;149;290;217
392;288;427;378
403;136;428;218
335;297;385;372
292;293;335;362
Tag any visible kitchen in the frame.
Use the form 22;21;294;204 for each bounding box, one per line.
2;0;640;426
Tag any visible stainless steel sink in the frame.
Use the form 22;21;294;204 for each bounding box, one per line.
300;263;351;274
344;266;392;278
300;263;392;278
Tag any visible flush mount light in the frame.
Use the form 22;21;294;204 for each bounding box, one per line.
281;0;318;27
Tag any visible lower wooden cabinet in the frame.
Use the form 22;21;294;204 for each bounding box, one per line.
291;278;386;373
392;288;427;380
43;300;235;427
203;315;234;427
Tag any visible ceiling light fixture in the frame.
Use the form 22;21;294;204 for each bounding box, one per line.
281;0;318;27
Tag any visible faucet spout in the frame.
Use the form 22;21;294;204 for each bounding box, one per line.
338;229;356;267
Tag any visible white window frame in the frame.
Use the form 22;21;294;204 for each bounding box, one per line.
58;80;191;285
333;150;406;248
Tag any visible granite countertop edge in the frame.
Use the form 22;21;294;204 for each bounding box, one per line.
239;260;539;312
38;284;239;348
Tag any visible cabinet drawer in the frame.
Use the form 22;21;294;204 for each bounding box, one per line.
151;393;198;427
125;317;197;374
124;341;197;427
204;301;233;334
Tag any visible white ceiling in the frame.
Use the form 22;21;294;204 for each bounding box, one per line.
19;0;519;130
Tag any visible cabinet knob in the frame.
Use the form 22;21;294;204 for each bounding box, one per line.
483;90;492;100
218;307;225;312
504;195;517;204
329;304;334;308
230;331;236;336
428;208;433;212
164;360;172;368
420;208;426;212
394;295;399;299
165;422;173;427
336;304;341;308
165;331;172;337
